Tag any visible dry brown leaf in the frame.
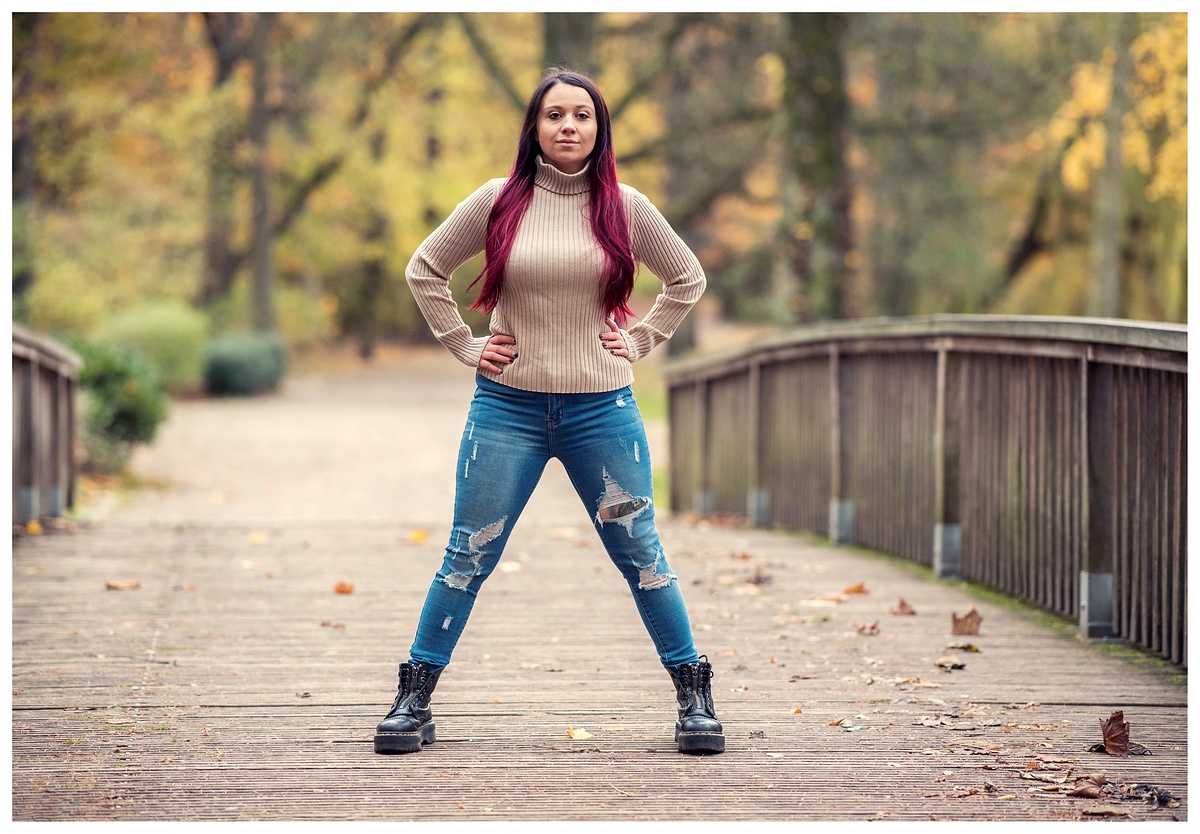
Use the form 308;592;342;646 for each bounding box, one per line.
567;726;593;740
936;657;966;671
25;520;44;535
843;582;869;595
791;707;803;714
827;718;845;726
1066;773;1108;798
951;607;982;635
334;582;355;595
1101;710;1130;756
857;621;880;635
105;581;140;591
947;642;981;652
890;597;917;615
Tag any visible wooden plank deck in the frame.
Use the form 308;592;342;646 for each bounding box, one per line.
11;348;1187;822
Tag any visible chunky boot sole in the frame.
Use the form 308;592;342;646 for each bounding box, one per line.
373;722;436;754
676;723;725;754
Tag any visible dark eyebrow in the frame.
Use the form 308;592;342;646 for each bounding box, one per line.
542;103;593;114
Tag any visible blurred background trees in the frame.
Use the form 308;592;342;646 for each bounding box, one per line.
11;11;1188;372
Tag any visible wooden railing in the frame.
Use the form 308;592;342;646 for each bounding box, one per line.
12;323;81;526
664;315;1187;666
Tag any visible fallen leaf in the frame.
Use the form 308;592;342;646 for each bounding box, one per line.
248;532;268;545
890;597;917;615
25;520;44;535
746;568;772;586
894;677;942;689
947;642;981;652
857;621;880;635
843;582;869;595
951;608;982;635
1120;783;1179;807
491;699;501;704
936;657;966;671
567;726;593;740
1100;710;1130;756
408;528;429;544
827;718;845;726
334;582;354;595
791;707;803;714
1081;808;1130;818
105;581;140;591
1066;773;1107;798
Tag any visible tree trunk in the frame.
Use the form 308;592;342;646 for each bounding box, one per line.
358;130;389;360
1088;13;1133;319
543;13;598;75
783;12;857;321
248;12;276;333
12;12;41;320
663;59;699;356
199;12;248;307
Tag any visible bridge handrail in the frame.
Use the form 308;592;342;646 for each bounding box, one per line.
12;323;82;526
663;314;1187;665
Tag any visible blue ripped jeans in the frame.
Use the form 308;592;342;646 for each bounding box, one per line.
408;374;701;671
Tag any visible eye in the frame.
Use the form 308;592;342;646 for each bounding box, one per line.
577;111;591;120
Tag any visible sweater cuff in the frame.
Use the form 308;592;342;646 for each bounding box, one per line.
444;333;490;369
624;325;663;364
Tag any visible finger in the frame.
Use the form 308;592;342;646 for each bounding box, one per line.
605;317;621;333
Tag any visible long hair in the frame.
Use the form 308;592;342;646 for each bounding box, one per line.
468;70;636;325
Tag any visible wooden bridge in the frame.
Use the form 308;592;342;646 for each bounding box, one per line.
10;319;1188;822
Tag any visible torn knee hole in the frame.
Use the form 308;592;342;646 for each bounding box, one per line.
594;468;651;534
441;518;507;591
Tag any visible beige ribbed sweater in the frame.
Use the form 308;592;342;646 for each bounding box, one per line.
406;156;706;393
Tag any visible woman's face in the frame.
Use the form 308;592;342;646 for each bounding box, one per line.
536;83;598;175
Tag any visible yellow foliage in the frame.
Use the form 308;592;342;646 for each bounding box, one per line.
754;52;786;108
1042;13;1185;205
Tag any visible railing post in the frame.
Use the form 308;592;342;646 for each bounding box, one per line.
933;343;962;578
828;345;853;544
693;378;712;515
746;358;769;526
1081;355;1115;639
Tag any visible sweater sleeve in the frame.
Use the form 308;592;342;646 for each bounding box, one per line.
405;180;501;368
623;187;707;363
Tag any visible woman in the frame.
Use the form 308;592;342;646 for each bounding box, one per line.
375;69;723;756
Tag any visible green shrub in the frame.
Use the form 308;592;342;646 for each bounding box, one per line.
204;332;287;396
99;301;210;396
70;339;170;474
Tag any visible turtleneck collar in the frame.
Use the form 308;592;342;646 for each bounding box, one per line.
534;155;591;196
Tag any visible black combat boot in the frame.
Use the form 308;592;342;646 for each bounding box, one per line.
667;655;725;754
373;661;443;754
